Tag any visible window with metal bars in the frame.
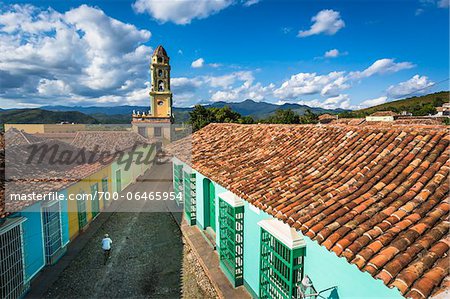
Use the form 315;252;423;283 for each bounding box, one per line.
91;183;99;218
0;219;26;299
42;202;63;265
173;164;183;205
259;228;305;299
218;197;244;287
183;171;196;225
77;195;87;229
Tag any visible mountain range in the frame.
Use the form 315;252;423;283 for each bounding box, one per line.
40;99;347;123
1;92;447;126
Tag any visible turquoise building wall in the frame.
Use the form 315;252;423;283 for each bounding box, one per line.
303;237;403;299
241;201;271;297
13;203;45;282
176;160;402;298
189;165;270;296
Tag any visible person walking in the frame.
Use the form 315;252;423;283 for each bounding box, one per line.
102;234;113;265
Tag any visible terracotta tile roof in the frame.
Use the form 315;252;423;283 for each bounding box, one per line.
318;114;338;120
2;130;153;215
5;128;46;146
168;123;449;298
33;132;77;143
71;131;151;154
4;136;108;213
332;118;365;125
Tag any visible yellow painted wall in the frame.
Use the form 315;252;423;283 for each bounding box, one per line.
151;94;171;118
4;124;45;133
4;123;86;134
66;166;111;240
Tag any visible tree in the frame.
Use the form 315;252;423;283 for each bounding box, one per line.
188;105;214;131
265;109;300;124
188;105;253;131
299;109;318;124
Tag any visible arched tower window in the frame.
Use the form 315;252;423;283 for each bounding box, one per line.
158;80;165;91
157;57;163;63
158;69;163;77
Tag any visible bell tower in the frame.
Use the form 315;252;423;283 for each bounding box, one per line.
149;45;172;119
132;45;173;142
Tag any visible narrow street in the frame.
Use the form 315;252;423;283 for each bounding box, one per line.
39;162;183;299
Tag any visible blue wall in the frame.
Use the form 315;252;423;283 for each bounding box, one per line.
13;203;45;282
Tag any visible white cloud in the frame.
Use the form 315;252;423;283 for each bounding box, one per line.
242;0;260;7
298;9;345;37
296;94;350;110
0;4;152;106
438;0;449;8
359;96;388;108
386;75;435;98
170;71;262;104
37;79;73;96
274;71;350;99
133;0;233;25
324;49;340;58
350;58;414;79
206;71;254;89
191;58;205;68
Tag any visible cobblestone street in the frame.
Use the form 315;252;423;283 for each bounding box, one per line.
39;163;183;299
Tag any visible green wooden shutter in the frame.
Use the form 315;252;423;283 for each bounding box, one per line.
91;183;99;217
219;196;244;287
183;171;196;225
173;164;183;205
259;227;306;299
77;195;87;229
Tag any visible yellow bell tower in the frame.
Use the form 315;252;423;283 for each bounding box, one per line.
132;45;173;142
149;45;172;119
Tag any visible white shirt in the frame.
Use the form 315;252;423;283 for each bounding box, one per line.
102;237;112;250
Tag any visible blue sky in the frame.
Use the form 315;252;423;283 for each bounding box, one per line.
0;0;448;109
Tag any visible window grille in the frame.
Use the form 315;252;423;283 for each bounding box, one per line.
42;202;63;265
259;228;306;299
183;171;196;225
218;193;244;287
0;219;26;299
173;164;183;205
102;178;108;193
77;195;87;229
91;183;99;218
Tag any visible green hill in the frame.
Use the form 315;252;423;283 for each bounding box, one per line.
340;91;449;118
0;109;99;125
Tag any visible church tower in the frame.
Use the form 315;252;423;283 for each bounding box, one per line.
132;45;173;142
149;45;172;119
